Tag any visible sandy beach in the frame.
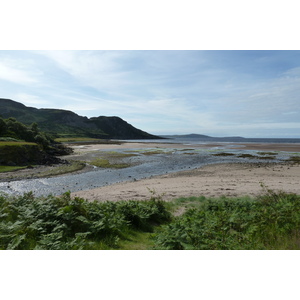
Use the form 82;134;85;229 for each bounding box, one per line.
1;141;299;198
71;142;300;201
72;162;300;201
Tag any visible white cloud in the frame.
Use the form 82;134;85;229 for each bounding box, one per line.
206;68;300;126
0;58;41;85
36;51;209;101
37;50;132;91
13;93;51;107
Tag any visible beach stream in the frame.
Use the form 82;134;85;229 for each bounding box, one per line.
0;144;292;197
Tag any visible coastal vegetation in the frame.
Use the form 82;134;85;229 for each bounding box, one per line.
287;156;300;164
0;166;27;173
36;161;87;177
69;151;137;170
54;137;109;143
0;192;171;250
90;158;130;169
128;149;173;155
154;189;300;250
257;152;279;156
1;189;300;250
0;116;71;167
212;152;236;156
141;150;173;155
213;152;277;160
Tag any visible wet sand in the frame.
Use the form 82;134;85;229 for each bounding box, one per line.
71;141;300;152
71;141;300;201
227;143;300;152
72;162;300;201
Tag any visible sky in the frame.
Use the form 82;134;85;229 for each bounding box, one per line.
0;50;300;138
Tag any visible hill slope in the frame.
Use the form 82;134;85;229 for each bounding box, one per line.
0;98;161;139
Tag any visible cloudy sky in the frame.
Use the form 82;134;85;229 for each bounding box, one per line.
0;50;300;138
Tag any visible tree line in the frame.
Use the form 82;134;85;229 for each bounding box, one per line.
0;117;52;149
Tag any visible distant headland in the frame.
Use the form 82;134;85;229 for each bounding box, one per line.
0;98;162;140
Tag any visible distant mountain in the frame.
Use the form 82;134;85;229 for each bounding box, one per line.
162;134;212;139
0;98;161;140
161;134;246;141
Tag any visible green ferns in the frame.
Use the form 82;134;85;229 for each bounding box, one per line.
1;190;300;250
154;192;300;250
0;192;171;250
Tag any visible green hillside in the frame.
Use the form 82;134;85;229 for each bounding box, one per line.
0;116;71;166
0;98;161;139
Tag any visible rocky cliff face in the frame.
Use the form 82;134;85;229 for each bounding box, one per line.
0;98;161;139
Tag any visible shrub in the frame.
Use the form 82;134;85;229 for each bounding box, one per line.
153;192;300;250
0;192;171;250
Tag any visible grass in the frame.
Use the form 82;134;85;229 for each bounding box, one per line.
140;150;173;155
0;166;27;173
54;137;123;146
212;152;236;156
117;231;155;250
90;158;130;169
38;161;86;177
212;152;276;160
0;141;37;147
237;153;275;160
0;137;22;142
54;137;106;143
257;152;278;156
97;151;138;158
287;156;300;164
0;142;43;166
257;156;276;160
126;148;174;156
0;162;86;178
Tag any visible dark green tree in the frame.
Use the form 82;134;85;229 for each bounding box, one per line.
0;117;7;136
31;122;39;135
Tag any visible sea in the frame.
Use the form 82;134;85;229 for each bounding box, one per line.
119;136;300;145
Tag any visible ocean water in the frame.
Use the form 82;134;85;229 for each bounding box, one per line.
120;137;300;145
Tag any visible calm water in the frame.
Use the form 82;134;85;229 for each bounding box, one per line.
120;137;300;144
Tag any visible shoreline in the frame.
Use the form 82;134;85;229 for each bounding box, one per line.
2;141;299;183
1;141;300;198
72;161;300;202
70;141;300;152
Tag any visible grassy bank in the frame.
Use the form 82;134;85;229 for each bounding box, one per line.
90;158;130;169
0;166;27;173
54;137;107;143
54;137;123;145
1;189;300;250
0;141;42;165
37;161;86;177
